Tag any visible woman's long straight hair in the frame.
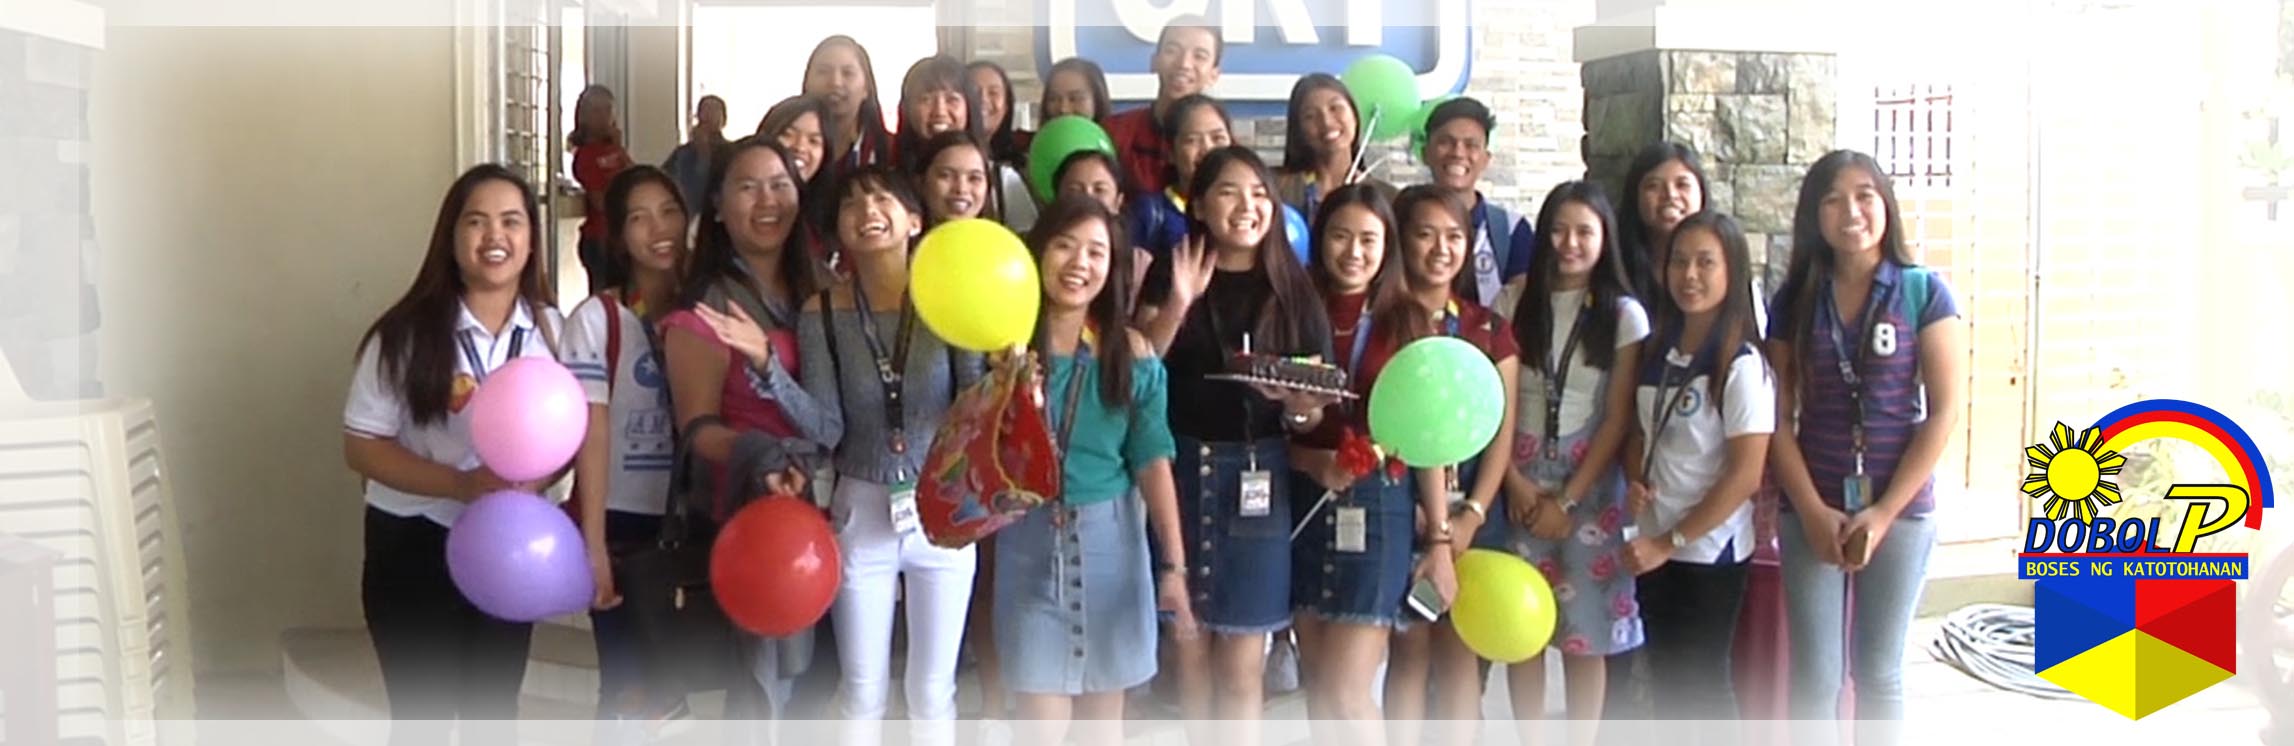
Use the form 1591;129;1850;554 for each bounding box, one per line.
803;35;889;172
1183;146;1330;355
1027;193;1139;407
1617;142;1711;294
356;164;553;427
1305;182;1406;308
1512;180;1631;372
1278;73;1361;177
1778;149;1914;403
1650;210;1763;409
1040;57;1112;124
676;137;819;312
1375;184;1473;347
598;164;690;299
967;60;1023;163
909;130;1006;224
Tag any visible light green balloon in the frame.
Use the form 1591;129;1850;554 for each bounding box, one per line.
1341;54;1422;141
1367;336;1505;468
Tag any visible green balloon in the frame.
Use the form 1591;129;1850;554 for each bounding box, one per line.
1367;336;1504;468
1342;54;1422;141
1028;116;1116;204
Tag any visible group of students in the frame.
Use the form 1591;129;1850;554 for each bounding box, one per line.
341;15;1968;746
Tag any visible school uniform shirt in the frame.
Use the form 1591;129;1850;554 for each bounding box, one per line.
343;301;567;528
1514;290;1652;457
1766;260;1961;517
1633;339;1774;565
560;294;675;515
1470;197;1539;309
1103;106;1170;195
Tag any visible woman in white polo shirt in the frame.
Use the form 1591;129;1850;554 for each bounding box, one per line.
562;165;690;727
1622;210;1773;736
341;164;565;745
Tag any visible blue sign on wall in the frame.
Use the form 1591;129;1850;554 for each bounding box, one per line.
1038;0;1472;115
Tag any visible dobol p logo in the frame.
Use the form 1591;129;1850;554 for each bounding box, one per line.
2018;399;2275;719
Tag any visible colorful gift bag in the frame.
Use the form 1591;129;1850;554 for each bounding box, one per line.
918;354;1062;548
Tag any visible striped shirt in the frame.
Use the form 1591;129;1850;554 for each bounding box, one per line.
1767;260;1960;516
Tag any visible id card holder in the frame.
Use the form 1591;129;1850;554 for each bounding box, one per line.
1240;470;1273;517
1843;472;1873;513
1335;506;1368;553
1444;467;1467;509
810;466;837;509
889;480;922;535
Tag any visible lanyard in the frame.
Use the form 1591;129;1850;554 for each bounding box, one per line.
1640;328;1722;483
850;276;918;462
1051;325;1097;459
457;327;527;385
1470;204;1502;307
1541;295;1594;448
1821;275;1896;469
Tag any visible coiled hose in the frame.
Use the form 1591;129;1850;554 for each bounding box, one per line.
1926;603;2082;700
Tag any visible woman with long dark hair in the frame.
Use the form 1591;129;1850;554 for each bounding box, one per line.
565;165;695;727
1626;210;1774;740
1490;181;1649;744
342;164;561;746
969;60;1023;165
995;193;1195;745
1135;145;1334;746
1274;74;1393;218
1370;186;1504;746
1283;183;1418;740
658;137;838;721
1615;142;1710;301
802;35;890;178
1768;150;1965;746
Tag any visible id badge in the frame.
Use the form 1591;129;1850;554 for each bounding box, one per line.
1843;473;1873;513
889;481;922;535
1240;470;1273;517
1335;506;1368;553
810;466;837;509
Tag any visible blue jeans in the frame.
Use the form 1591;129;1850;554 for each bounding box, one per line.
1779;512;1936;746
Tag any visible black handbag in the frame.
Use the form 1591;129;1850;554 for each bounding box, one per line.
610;443;739;696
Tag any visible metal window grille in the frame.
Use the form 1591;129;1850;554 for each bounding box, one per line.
1872;83;1956;189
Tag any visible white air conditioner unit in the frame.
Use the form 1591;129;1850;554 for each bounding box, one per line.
0;359;195;744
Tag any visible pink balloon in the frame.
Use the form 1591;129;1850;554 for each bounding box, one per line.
468;357;588;482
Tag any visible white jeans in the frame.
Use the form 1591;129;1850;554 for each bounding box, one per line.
828;477;977;744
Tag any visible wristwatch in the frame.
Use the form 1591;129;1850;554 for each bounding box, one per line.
1452;500;1487;519
1667;529;1689;550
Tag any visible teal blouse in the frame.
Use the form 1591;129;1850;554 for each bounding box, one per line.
1045;353;1177;505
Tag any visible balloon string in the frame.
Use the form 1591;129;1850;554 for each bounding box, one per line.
1291;489;1336;542
1345;106;1383;185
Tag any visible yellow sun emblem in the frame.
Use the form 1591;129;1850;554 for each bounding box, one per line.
2021;422;2127;522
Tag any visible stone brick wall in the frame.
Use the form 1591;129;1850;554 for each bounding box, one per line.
954;0;1595;216
0;28;101;399
1582;48;1836;290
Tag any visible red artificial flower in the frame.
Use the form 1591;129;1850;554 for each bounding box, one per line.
1336;429;1382;479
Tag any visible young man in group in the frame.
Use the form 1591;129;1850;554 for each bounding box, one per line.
1104;16;1223;194
1420;96;1540;311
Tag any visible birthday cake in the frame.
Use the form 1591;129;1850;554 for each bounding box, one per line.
1210;352;1356;398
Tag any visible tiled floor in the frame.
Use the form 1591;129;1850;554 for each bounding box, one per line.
191;615;2280;745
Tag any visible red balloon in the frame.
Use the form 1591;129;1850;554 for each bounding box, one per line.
710;497;842;638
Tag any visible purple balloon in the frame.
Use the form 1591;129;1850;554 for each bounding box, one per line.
446;491;593;622
468;357;588;482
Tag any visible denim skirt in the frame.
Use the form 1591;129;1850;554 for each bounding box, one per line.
992;495;1157;695
1290;470;1417;627
1171;435;1294;635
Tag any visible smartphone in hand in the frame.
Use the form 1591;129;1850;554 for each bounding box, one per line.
1405;576;1449;622
1843;526;1873;566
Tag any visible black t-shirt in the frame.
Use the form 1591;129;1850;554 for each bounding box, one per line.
1162;268;1334;442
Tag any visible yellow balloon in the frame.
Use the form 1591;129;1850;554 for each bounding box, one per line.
1450;548;1558;663
911;219;1041;352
